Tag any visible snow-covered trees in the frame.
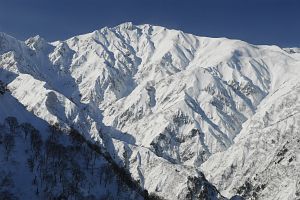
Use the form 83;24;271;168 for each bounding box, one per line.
2;134;15;161
0;80;8;95
0;117;145;199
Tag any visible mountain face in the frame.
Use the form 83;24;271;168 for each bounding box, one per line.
202;80;300;200
0;22;299;199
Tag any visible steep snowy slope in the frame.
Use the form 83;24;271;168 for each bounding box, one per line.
0;83;148;199
0;28;225;199
66;23;298;166
0;23;300;199
202;79;300;200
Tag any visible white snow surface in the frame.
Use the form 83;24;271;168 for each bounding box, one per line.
0;23;300;199
202;79;300;200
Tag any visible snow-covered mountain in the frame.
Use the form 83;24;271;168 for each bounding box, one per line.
0;22;299;199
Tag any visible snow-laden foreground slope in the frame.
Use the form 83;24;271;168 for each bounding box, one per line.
0;22;300;199
0;90;144;199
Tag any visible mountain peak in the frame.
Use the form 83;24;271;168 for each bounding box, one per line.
25;35;49;51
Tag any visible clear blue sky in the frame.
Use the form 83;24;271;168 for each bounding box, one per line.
0;0;299;47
